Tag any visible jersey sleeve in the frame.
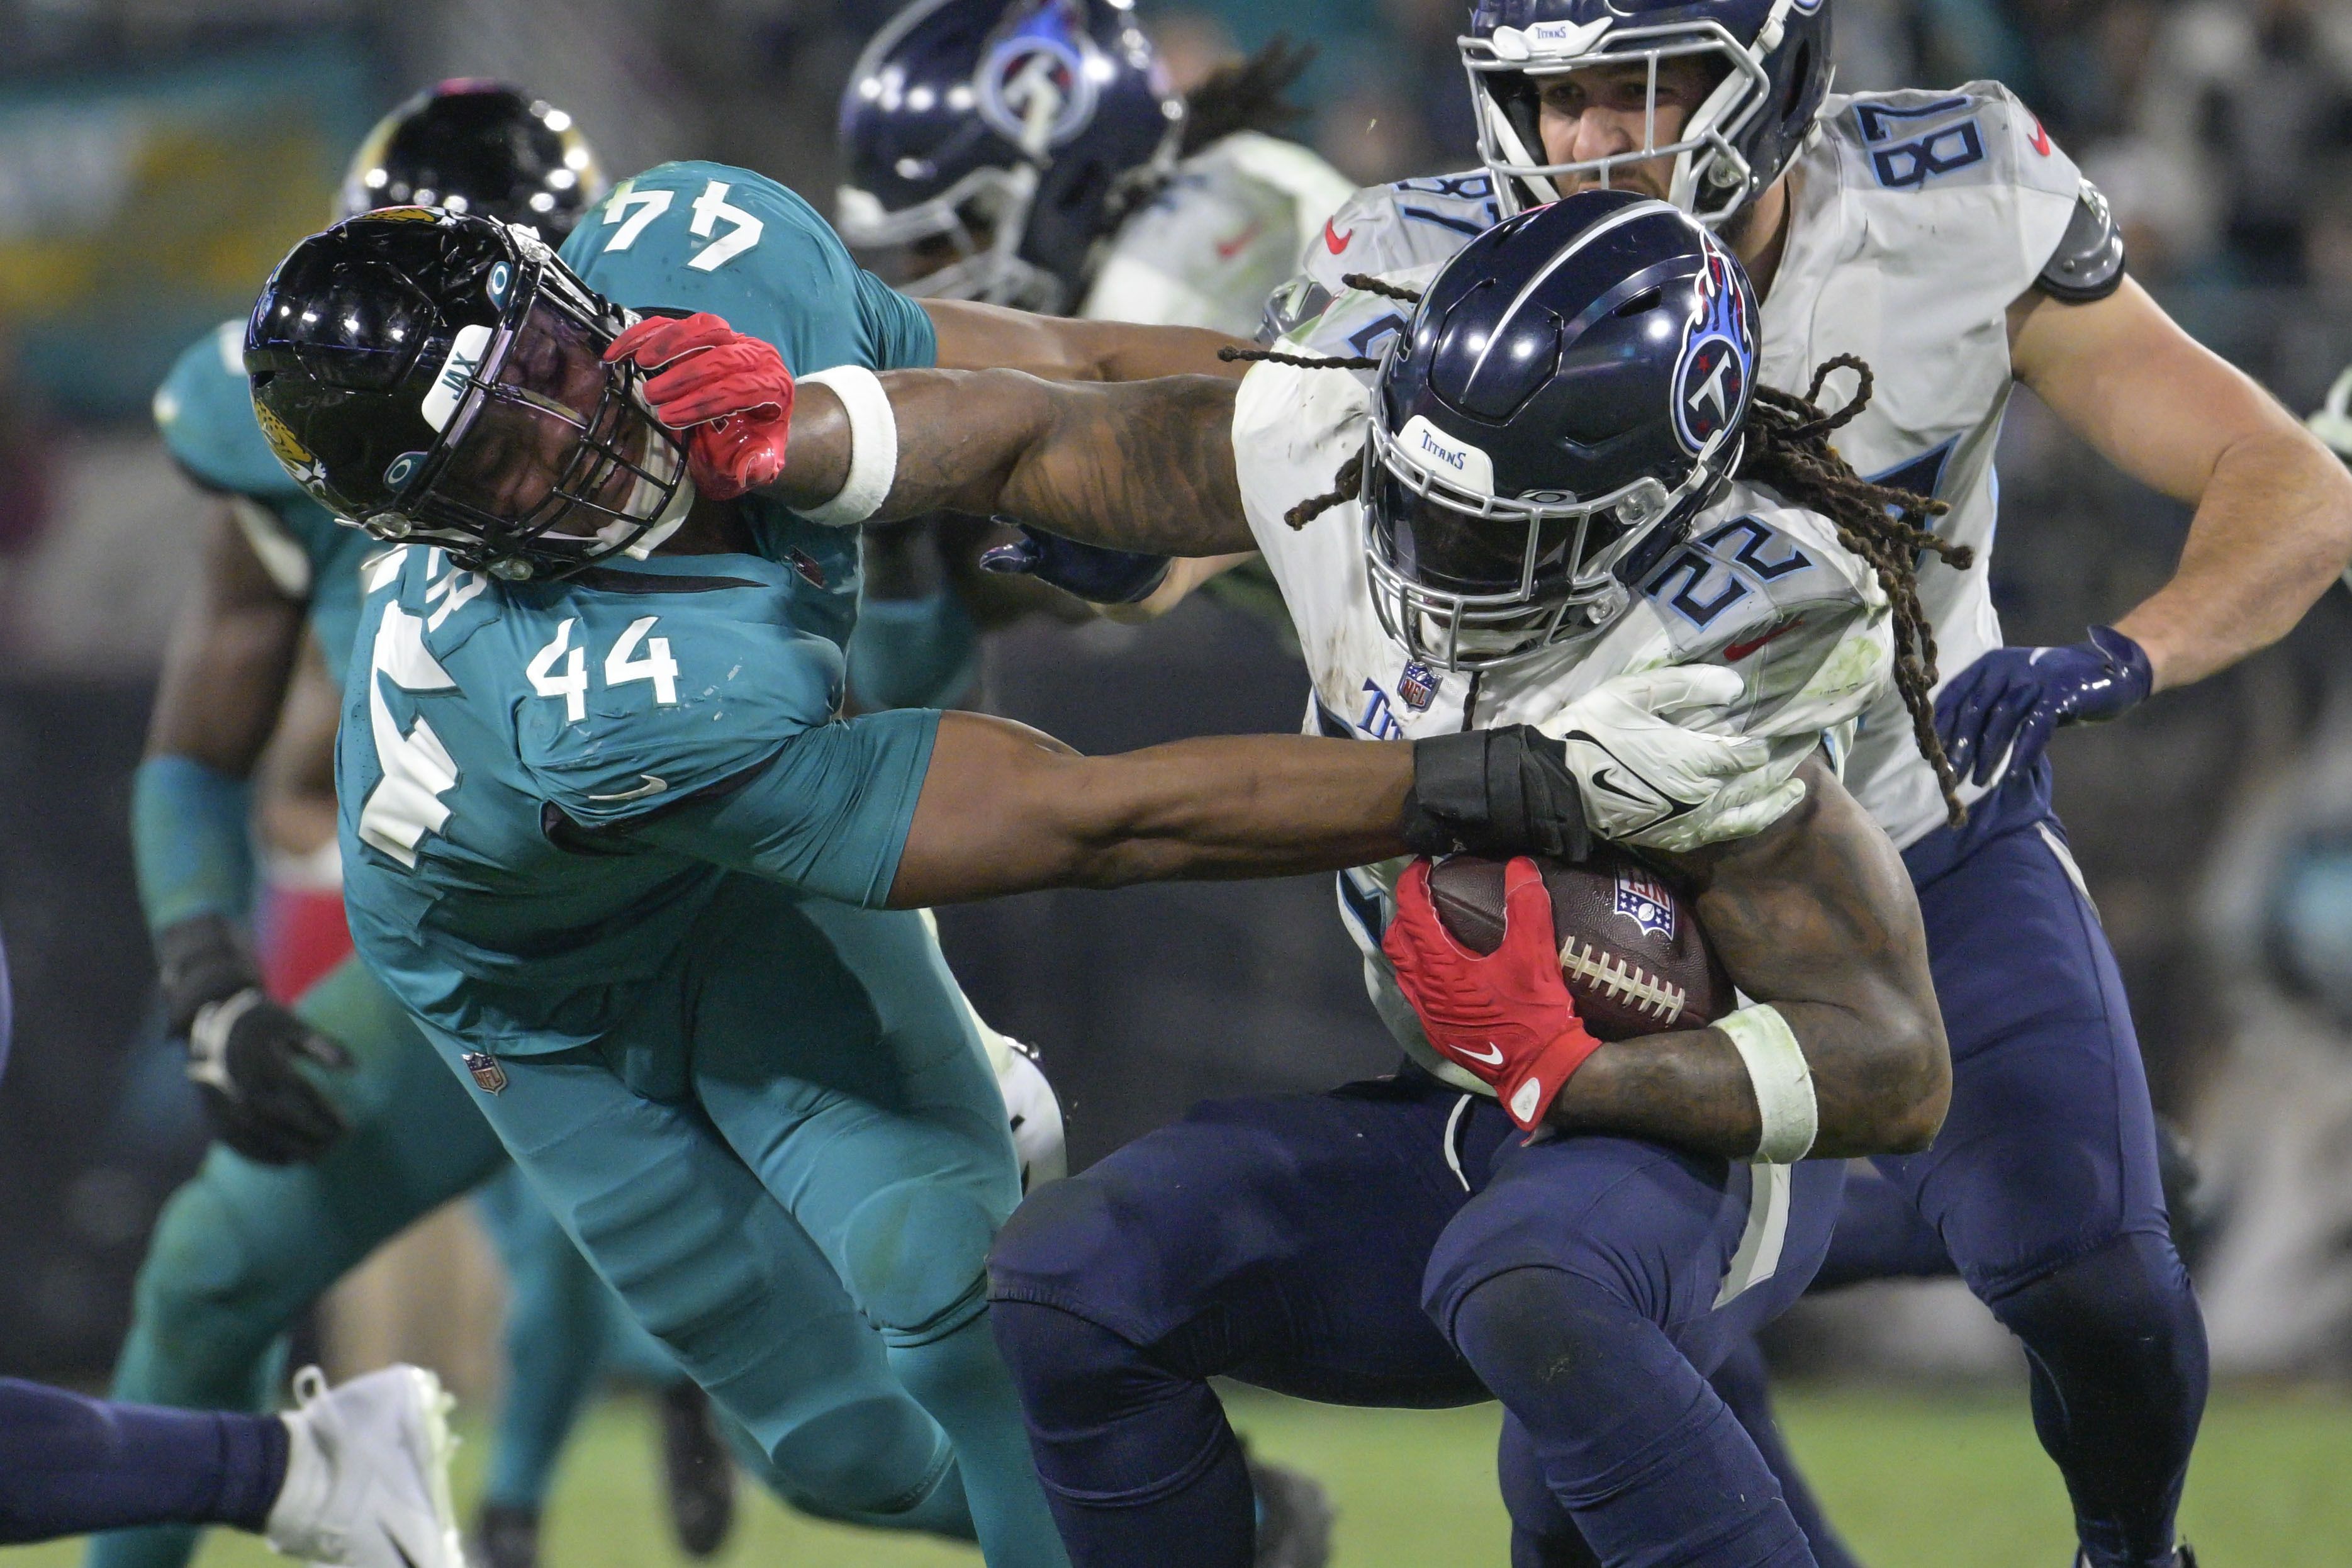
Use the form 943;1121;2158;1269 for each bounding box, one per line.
854;265;938;369
627;708;941;908
1616;501;1894;849
563;162;918;376
517;593;843;828
1834;82;2083;308
152;322;313;504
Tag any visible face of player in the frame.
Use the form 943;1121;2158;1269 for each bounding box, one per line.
1532;55;1720;203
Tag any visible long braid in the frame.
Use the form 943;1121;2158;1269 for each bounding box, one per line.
1215;274;1426;525
1738;354;1976;825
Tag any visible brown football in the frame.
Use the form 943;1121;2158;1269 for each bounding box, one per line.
1424;849;1733;1041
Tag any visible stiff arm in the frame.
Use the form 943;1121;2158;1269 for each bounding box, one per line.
771;370;1255;558
1547;757;1950;1159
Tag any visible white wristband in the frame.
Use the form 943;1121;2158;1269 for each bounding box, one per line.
1717;1002;1817;1163
793;365;898;527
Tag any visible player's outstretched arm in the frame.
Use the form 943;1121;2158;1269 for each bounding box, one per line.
922;299;1252;383
2010;276;2352;692
1397;758;1949;1162
887;712;1417;905
778;370;1257;557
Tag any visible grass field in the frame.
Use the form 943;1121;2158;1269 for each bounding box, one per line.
7;1381;2349;1567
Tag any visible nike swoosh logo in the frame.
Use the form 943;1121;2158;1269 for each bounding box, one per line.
1216;220;1265;259
1560;730;1700;822
586;773;668;804
1724;615;1804;661
1460;1041;1506;1066
1324;218;1352;254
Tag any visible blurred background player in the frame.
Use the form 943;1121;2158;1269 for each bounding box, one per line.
833;0;1355;704
1268;3;2352;1566
116;80;739;1568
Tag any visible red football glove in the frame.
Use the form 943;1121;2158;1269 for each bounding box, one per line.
604;312;794;501
1382;858;1606;1132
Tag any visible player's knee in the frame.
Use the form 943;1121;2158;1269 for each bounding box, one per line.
1443;1265;1624;1379
838;1181;998;1338
764;1392;951;1517
986;1170;1124;1305
987;1297;1142;1425
1990;1231;2206;1391
128;1177;285;1355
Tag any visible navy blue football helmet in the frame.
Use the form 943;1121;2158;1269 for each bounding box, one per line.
836;0;1182;312
1462;0;1832;227
340;80;607;241
1365;191;1758;670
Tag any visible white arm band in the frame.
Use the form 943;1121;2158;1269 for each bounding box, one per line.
1717;1002;1817;1163
792;365;898;527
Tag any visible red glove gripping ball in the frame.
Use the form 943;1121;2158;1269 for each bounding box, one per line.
1382;858;1607;1131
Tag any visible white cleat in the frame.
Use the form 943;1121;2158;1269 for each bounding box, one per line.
998;1039;1067;1192
265;1364;463;1568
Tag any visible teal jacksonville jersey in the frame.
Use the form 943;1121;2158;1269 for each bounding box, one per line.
152;320;382;682
337;544;939;1055
559;160;936;656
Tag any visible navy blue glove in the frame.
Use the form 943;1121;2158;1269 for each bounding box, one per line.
1934;624;2153;787
979;522;1171;605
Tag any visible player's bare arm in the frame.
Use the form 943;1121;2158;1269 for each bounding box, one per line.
776;369;1254;556
922;298;1252;383
148;507;308;773
1553;758;1949;1158
2009;276;2352;693
887;712;1422;906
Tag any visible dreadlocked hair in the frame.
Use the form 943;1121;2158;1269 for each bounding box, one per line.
1739;354;1975;825
1104;39;1318;236
1209;273;1428;525
1179;37;1316;157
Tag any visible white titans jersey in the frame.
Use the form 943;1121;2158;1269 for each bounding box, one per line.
1080;131;1357;337
1299;81;2085;849
1235;274;1893;1091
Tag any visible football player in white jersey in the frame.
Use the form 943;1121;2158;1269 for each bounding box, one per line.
678;189;1960;1565
1262;3;2352;1565
835;0;1353;633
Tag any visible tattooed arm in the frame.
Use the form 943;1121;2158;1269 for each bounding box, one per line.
770;371;1256;557
1546;756;1949;1158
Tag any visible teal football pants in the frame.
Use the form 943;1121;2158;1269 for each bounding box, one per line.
470;1168;678;1511
418;878;1066;1568
89;956;512;1568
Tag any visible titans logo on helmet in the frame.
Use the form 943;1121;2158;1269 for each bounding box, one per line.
978;3;1099;150
1670;238;1755;457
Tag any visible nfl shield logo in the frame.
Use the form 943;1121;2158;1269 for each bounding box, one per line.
1612;868;1677;941
1398;661;1438;712
462;1051;508;1095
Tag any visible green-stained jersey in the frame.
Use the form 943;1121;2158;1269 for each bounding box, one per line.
557;159;938;651
152;320;383;681
337;543;938;1055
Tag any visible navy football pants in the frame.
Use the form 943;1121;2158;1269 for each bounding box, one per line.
988;1070;1844;1567
1721;764;2205;1568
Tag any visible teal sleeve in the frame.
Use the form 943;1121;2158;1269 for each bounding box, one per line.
133;755;255;932
630;708;941;908
856;269;938;369
849;592;979;712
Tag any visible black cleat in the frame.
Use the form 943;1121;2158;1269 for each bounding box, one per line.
468;1503;539;1568
659;1379;737;1559
1249;1456;1334;1568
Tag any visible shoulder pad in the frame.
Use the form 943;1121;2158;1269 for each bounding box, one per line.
152;322;310;501
1304;169;1496;293
2036;179;2126;302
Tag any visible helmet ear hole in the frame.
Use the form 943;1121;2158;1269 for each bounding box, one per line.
1613;288;1664;319
1783;43;1813;122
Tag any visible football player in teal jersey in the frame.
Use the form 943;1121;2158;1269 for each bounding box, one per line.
123;81;1189;1568
244;204;1611;1568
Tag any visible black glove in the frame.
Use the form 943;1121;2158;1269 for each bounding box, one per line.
1402;725;1593;863
978;522;1173;605
156;914;352;1165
